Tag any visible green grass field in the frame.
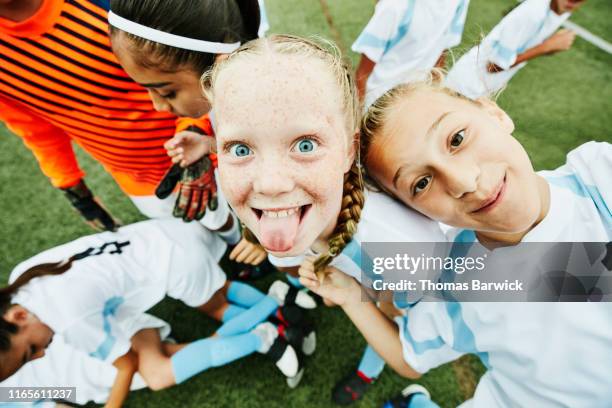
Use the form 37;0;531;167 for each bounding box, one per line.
1;1;611;407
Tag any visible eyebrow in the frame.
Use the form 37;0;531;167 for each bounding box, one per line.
391;111;453;189
139;81;172;88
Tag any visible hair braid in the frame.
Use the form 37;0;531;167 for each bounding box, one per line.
313;163;364;277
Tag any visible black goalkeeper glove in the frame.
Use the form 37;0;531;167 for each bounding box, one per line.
62;180;119;232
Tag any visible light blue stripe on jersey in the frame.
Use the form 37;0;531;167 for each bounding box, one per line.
490;40;516;68
385;0;416;53
517;9;551;53
353;0;416;54
450;0;468;34
401;230;490;366
547;174;612;235
90;296;124;360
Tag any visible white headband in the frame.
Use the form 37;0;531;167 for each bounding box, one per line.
108;11;241;54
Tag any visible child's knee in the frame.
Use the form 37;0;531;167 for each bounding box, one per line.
140;361;175;391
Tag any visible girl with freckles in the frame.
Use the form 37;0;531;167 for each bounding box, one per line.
300;76;612;407
203;35;447;404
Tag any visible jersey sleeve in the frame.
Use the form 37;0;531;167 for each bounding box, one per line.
542;141;612;230
394;302;466;374
351;0;403;63
487;0;547;70
444;0;470;49
0;96;84;188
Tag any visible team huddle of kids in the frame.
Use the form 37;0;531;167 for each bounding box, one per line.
1;0;610;407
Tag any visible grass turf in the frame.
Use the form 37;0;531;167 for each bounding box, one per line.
0;0;610;406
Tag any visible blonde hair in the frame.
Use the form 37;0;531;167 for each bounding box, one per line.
360;70;476;192
203;35;364;276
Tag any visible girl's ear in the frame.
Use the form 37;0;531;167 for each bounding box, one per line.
344;129;359;173
476;97;515;133
3;305;30;327
215;54;230;63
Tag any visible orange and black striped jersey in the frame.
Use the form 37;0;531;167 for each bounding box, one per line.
0;0;181;195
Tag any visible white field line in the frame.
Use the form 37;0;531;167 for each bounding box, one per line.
562;20;612;55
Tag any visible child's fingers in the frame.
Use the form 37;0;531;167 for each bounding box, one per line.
229;240;247;261
299;276;319;290
242;249;261;265
232;243;252;263
253;252;267;265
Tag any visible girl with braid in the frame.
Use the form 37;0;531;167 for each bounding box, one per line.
0;218;317;405
202;34;446;403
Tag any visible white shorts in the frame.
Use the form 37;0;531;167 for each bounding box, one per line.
130;170;231;231
157;220;228;308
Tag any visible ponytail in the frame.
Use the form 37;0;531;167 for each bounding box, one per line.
0;257;77;351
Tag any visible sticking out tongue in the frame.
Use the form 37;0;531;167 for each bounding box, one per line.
258;210;300;252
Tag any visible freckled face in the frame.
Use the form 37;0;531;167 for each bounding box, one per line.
213;55;353;257
365;90;542;235
111;32;210;118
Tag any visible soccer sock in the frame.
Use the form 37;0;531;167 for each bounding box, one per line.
221;304;247;322
171;332;261;384
286;274;304;289
217;213;241;245
216;296;278;337
226;281;266;308
357;345;386;382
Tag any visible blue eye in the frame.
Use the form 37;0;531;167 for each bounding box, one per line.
229;144;251;157
295;139;318;153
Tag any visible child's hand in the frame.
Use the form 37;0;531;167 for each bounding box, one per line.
543;29;576;54
165;130;215;168
298;258;361;306
229;238;268;265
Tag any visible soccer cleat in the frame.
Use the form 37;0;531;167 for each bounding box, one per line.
253;322;300;378
279;323;317;356
286;368;305;389
268;280;317;309
382;384;431;408
332;370;372;405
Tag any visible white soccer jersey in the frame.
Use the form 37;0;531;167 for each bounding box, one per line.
352;0;470;107
9;219;226;364
395;142;612;407
0;315;167;407
445;0;570;99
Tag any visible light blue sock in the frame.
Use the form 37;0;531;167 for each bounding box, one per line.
171;332;261;384
227;281;266;308
357;345;386;380
216;296;278;337
222;304;247;322
286;274;304;289
408;394;439;408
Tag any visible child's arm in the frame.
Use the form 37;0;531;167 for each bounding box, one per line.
355;54;376;102
298;259;421;379
105;350;138;408
487;29;576;73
